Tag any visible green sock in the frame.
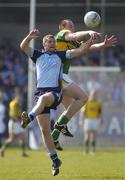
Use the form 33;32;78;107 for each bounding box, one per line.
1;141;8;151
52;114;69;142
91;140;96;152
57;114;69;126
21;143;26;153
85;139;89;153
52;129;60;141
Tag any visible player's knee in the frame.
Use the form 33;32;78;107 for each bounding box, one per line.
38;95;44;102
38;95;46;104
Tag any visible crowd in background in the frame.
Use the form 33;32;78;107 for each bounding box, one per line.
0;42;28;137
0;41;125;137
72;45;125;70
0;43;28;103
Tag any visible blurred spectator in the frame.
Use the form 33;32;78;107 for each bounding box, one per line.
0;98;6;148
0;87;28;157
80;90;103;155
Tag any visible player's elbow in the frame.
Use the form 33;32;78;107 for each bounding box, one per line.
20;43;28;54
20;42;24;50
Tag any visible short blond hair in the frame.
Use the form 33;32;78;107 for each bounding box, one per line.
42;34;55;44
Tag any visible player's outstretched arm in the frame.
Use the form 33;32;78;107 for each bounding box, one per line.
89;35;117;53
65;30;101;41
69;35;96;58
20;29;40;56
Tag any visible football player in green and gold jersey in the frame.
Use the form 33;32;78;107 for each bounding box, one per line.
0;87;28;157
82;90;103;154
51;19;117;150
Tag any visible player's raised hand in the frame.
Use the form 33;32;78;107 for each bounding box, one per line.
28;29;40;39
89;30;102;38
104;35;117;47
90;33;98;44
20;29;40;55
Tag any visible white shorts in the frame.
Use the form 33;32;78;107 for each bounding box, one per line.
8;119;24;135
62;73;74;89
83;118;99;132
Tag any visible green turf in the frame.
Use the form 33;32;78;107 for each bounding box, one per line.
0;147;125;180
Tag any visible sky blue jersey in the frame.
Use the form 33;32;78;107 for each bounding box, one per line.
30;49;71;88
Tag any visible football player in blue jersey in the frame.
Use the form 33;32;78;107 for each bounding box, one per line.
20;29;96;176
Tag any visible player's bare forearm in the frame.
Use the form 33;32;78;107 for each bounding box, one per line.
70;36;94;58
20;29;40;56
20;35;33;56
66;31;90;41
89;42;105;53
65;30;101;41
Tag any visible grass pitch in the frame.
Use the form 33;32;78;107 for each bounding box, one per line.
0;147;124;180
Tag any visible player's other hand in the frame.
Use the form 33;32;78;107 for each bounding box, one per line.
90;33;98;44
29;29;40;39
104;35;117;48
89;30;102;39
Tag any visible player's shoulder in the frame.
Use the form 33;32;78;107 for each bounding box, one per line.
10;99;16;106
95;100;102;106
61;29;71;34
58;29;71;34
55;29;71;40
31;49;44;63
32;49;43;56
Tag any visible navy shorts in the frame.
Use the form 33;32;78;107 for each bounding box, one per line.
34;87;62;114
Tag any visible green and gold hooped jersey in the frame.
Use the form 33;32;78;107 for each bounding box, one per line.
84;100;102;119
9;99;22;120
55;29;81;74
